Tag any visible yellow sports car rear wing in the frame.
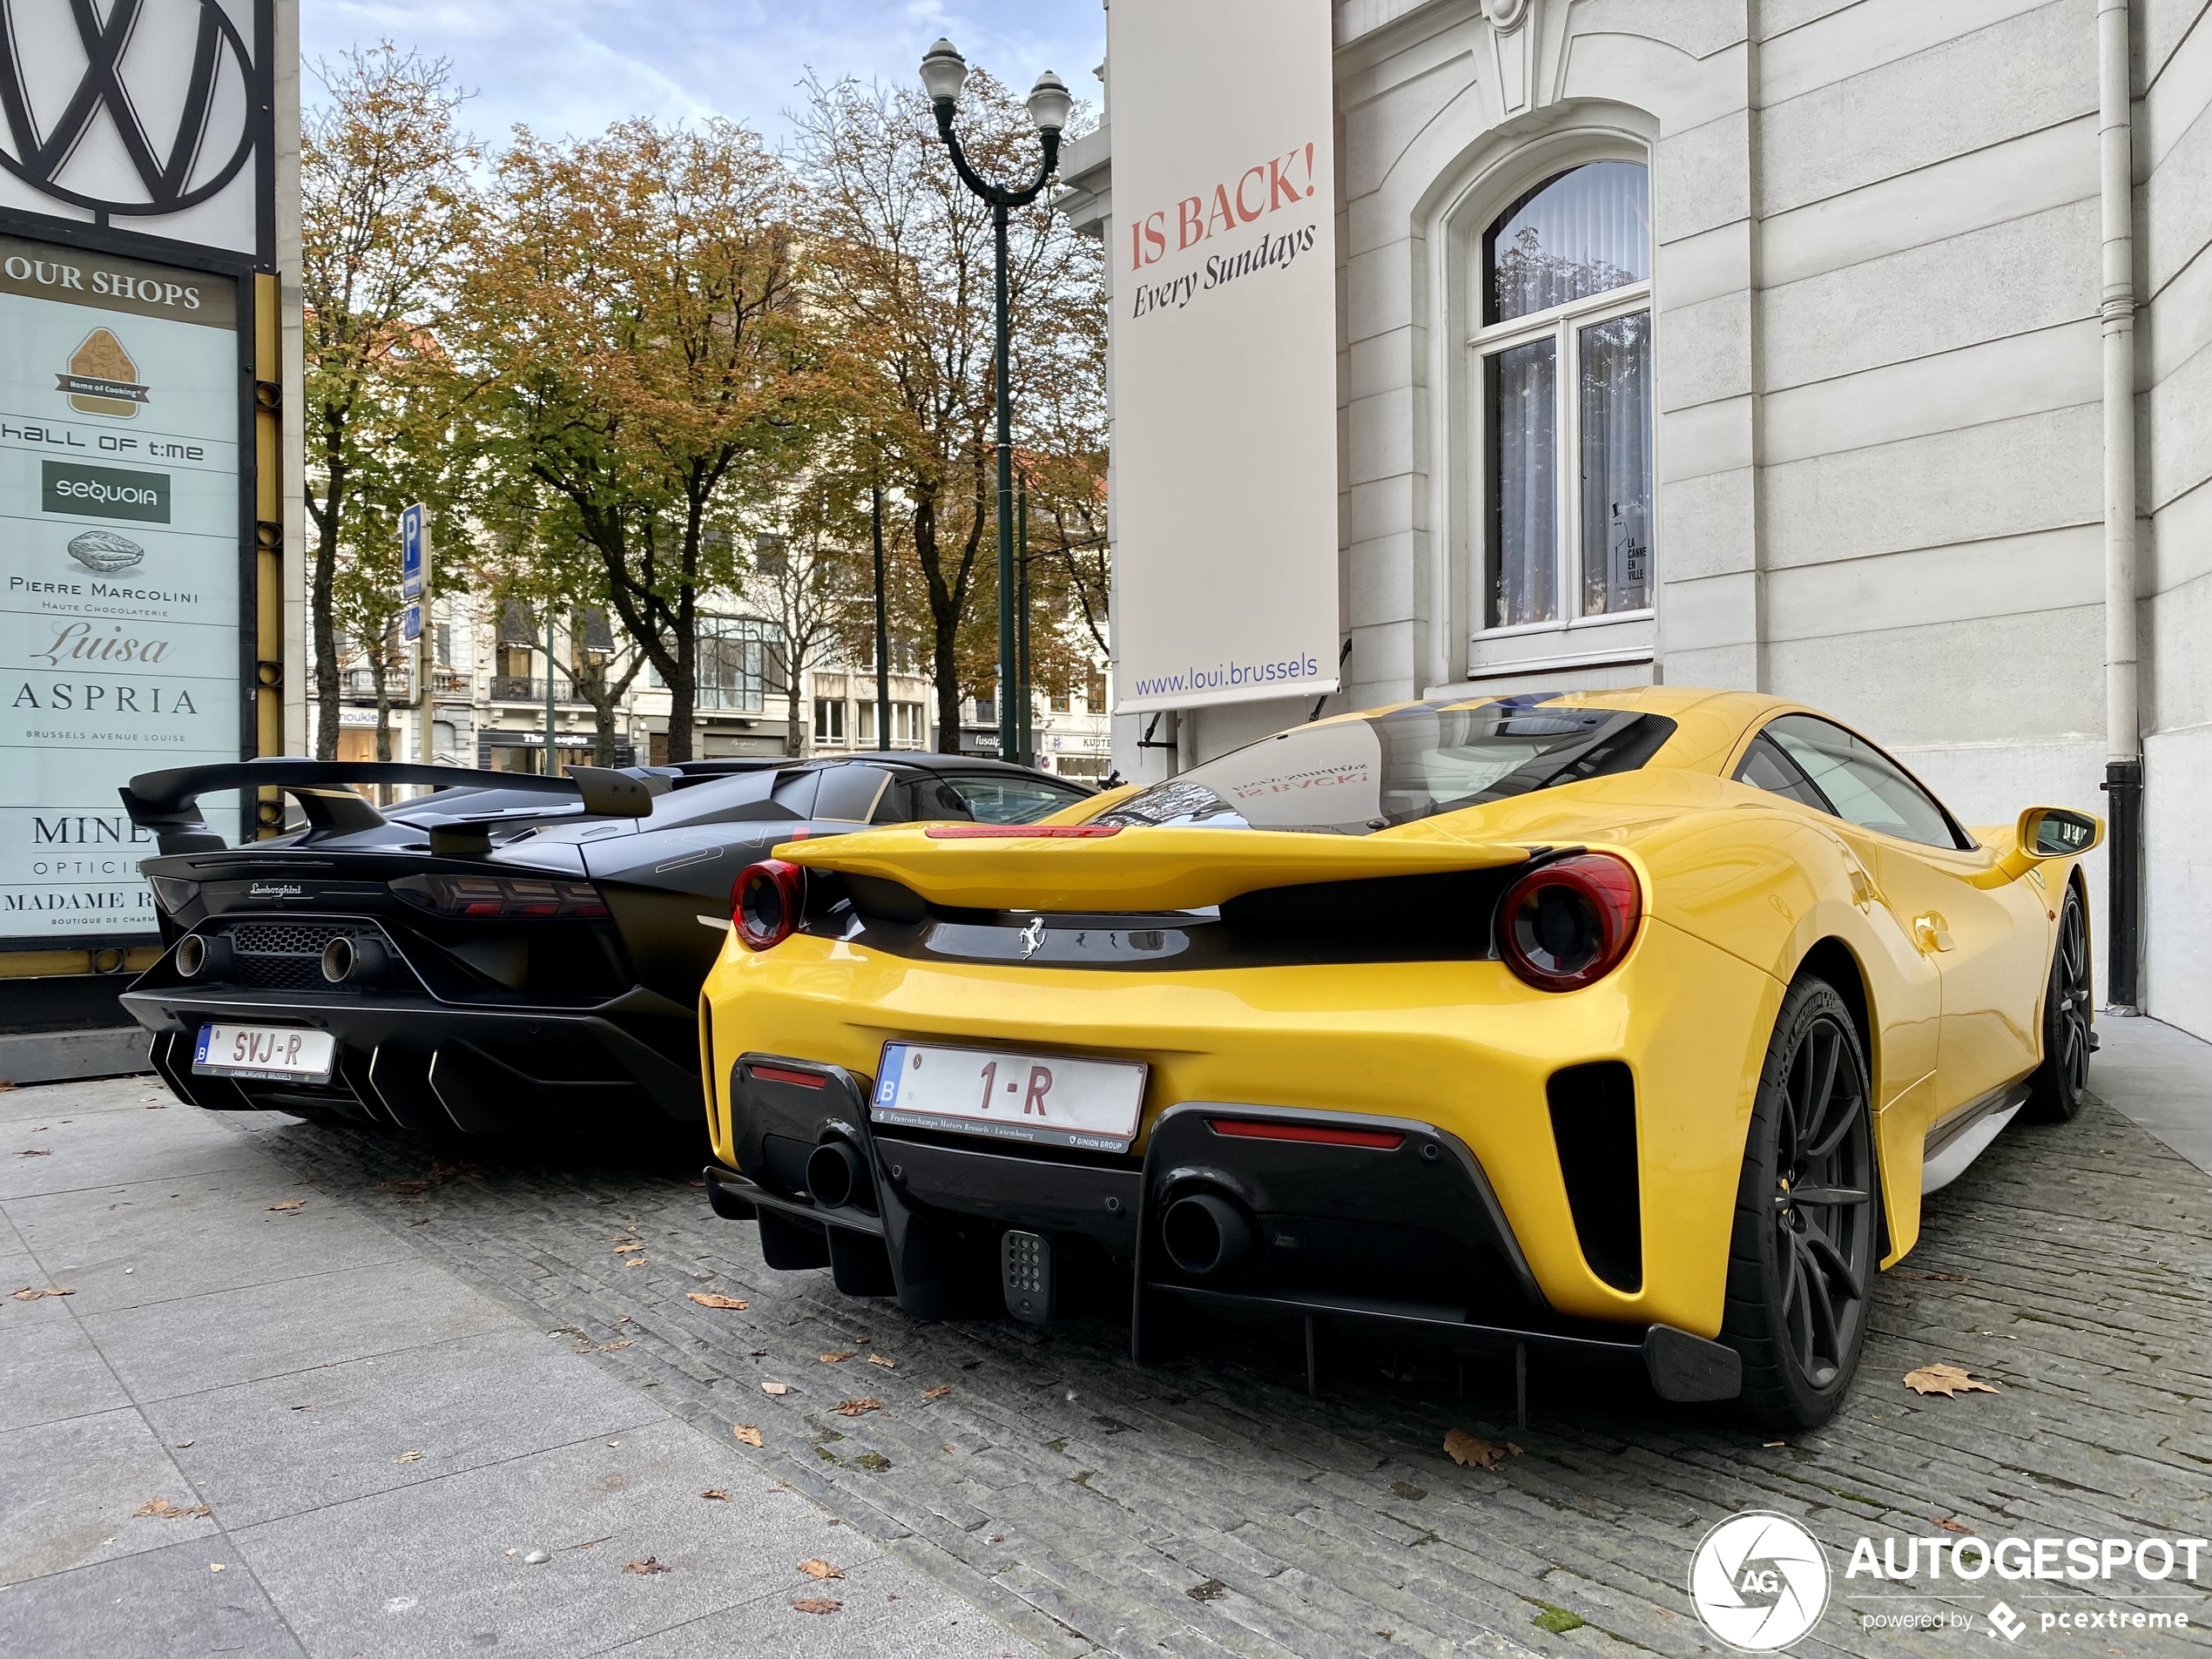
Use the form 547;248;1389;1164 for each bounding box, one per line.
771;823;1536;913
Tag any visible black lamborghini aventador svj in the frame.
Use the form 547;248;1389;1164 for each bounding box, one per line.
119;753;1089;1136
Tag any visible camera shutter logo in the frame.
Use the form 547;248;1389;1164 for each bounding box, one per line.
1688;1512;1831;1651
0;0;258;216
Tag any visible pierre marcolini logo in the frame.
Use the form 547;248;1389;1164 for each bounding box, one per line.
42;461;170;523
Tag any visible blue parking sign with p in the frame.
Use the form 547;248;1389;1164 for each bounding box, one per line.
400;503;426;599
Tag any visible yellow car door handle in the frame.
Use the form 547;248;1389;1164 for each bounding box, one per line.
1914;913;1954;953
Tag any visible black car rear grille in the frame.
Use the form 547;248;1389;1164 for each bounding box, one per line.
227;922;347;989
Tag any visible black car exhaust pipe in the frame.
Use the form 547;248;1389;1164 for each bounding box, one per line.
806;1138;875;1213
174;933;234;981
1161;1192;1261;1278
320;934;391;986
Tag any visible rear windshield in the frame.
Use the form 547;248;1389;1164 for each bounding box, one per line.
1096;703;1677;835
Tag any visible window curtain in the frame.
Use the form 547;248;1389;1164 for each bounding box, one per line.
1487;161;1650;325
1578;311;1652;616
1487;339;1557;627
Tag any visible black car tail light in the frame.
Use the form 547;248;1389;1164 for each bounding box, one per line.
1208;1116;1404;1150
732;860;805;951
1496;853;1641;992
389;873;610;919
149;875;199;914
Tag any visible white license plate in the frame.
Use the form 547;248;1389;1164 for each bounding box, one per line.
872;1042;1147;1152
192;1024;337;1083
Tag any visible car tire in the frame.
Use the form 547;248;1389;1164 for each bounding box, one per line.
2021;883;2092;1124
1721;975;1880;1430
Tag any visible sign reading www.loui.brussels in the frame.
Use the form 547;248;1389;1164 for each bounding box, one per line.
0;235;242;938
1107;0;1339;717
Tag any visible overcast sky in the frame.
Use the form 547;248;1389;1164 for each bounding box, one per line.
301;0;1108;143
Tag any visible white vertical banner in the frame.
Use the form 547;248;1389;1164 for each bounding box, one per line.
1108;0;1339;715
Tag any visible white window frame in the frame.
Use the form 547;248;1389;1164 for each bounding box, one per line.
1420;118;1662;694
1471;247;1652;650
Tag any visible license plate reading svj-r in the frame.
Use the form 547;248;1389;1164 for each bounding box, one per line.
872;1043;1146;1151
192;1024;337;1083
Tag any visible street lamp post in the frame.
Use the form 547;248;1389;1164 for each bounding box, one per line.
919;38;1071;765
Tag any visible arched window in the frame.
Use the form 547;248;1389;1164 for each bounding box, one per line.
1475;159;1651;631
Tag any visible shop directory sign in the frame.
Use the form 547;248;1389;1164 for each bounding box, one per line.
0;235;242;941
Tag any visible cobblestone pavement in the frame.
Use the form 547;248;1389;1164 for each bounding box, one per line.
222;1059;2212;1659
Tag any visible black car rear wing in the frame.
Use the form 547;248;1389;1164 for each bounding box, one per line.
121;759;669;854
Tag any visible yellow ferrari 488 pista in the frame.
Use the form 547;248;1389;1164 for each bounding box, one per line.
696;688;2101;1426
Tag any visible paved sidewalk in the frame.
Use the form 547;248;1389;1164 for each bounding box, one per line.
6;1022;2211;1657
0;1075;1038;1658
2094;1015;2212;1177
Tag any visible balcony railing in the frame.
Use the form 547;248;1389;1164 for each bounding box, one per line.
342;668;410;703
342;668;472;703
488;676;589;705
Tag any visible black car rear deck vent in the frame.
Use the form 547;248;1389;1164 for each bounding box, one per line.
1546;1061;1642;1292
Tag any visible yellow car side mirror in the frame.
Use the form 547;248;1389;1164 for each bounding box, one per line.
1996;806;2104;882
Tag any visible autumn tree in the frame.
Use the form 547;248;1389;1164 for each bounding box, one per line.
795;71;1102;752
301;44;479;759
457;119;819;762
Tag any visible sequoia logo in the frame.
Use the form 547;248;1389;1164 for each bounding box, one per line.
41;461;170;523
57;328;149;417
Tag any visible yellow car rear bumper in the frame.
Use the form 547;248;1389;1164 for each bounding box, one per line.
702;914;1780;1339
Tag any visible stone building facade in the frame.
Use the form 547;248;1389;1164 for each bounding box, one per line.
1064;0;2212;1040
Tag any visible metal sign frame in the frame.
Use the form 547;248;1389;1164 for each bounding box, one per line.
0;0;276;956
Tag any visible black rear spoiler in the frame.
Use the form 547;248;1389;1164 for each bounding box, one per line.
121;759;670;855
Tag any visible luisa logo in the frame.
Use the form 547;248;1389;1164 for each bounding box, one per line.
1689;1511;1832;1650
0;0;258;217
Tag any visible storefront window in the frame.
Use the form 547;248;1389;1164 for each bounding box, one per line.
1476;160;1651;631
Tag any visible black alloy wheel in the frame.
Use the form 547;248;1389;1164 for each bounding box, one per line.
1721;976;1878;1428
2024;884;2092;1123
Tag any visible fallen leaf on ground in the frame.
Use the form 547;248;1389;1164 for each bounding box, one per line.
612;1244;644;1256
1443;1429;1521;1470
598;1339;632;1351
1904;1363;2000;1397
1934;1516;1973;1534
17;1148;51;1157
700;1488;731;1501
792;1597;842;1615
798;1559;843;1580
1187;1578;1229;1602
732;1423;764;1447
686;1292;750;1310
867;1353;895;1370
921;1385;952;1400
393;1450;423;1464
134;1496;211;1519
833;1398;884;1418
623;1557;668;1575
760;1382;790;1397
290;1405;312;1413
11;1286;73;1300
266;1199;304;1212
1761;1440;1785;1448
210;1563;225;1573
818;1350;856;1364
625;1259;645;1268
